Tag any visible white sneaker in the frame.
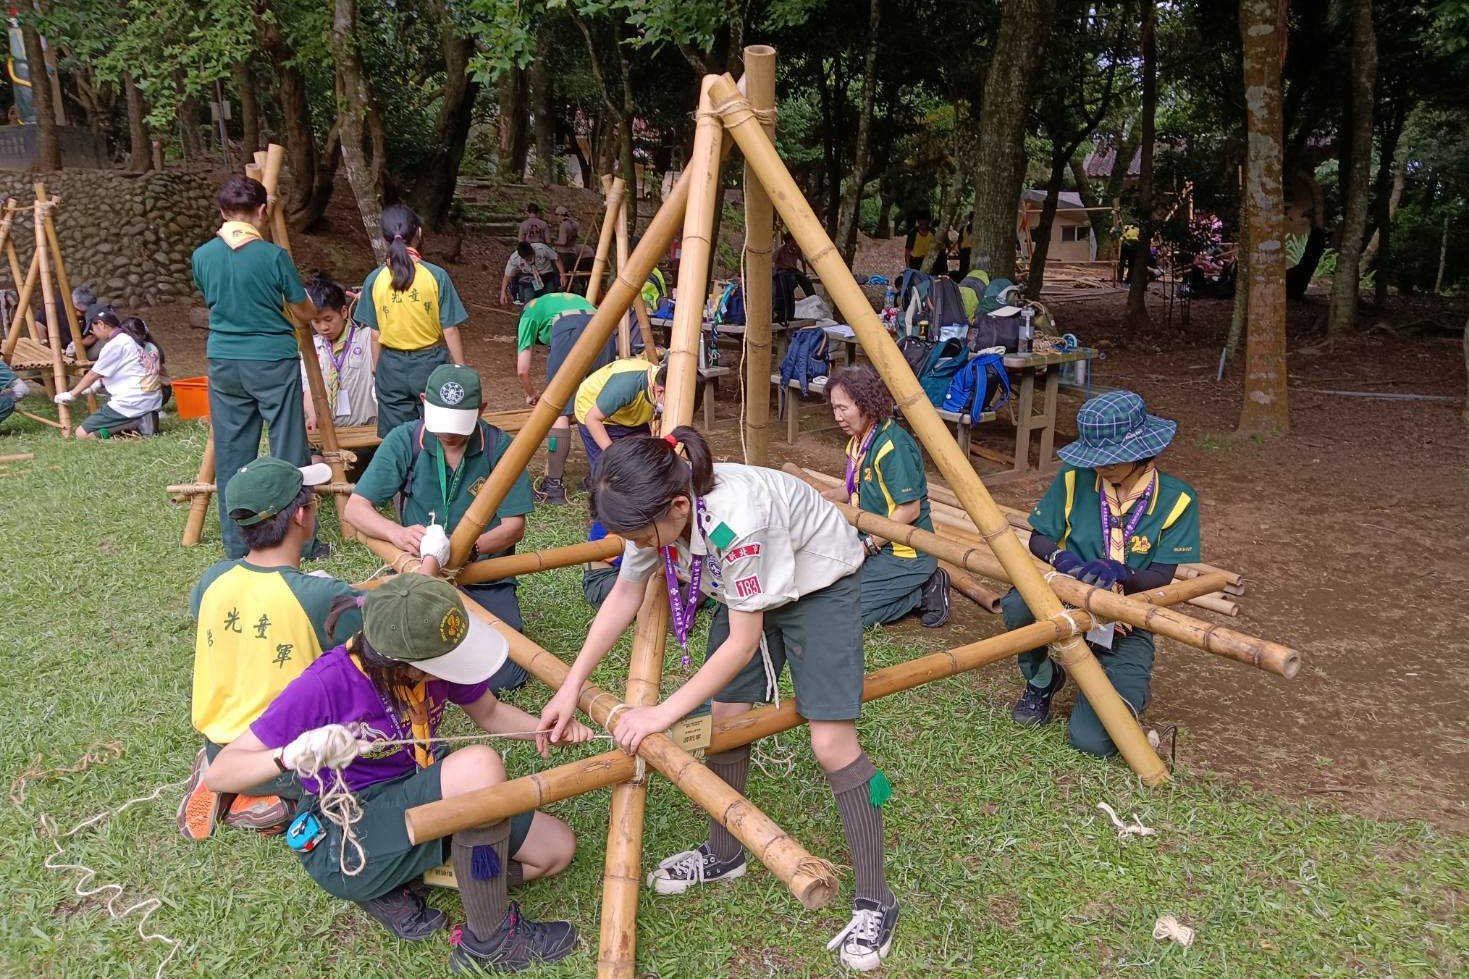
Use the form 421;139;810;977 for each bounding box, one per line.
646;843;746;895
827;896;899;972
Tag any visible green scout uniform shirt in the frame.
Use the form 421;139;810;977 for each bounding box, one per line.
353;420;534;563
353;261;469;351
517;293;596;351
1029;464;1201;568
848;420;933;560
191;237;308;362
574;359;657;427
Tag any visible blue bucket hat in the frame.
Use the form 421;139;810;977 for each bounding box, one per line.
1057;390;1176;469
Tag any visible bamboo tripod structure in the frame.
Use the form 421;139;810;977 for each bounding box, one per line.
332;51;1297;976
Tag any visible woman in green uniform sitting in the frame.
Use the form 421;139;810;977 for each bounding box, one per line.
824;365;950;628
540;427;901;973
354;205;469;436
1004;390;1200;758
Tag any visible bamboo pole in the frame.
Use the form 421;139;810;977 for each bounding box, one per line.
262;143;292;260
0;452;34;464
455;588;838;911
586;176;623;306
181;429;216;547
711;75;1168;785
33;202;70;437
455;535;624;584
167;480;356;496
943;563;1003;612
741;45;777;465
3;238;42;362
36;186;96;414
613;193;658;362
0;200;29;360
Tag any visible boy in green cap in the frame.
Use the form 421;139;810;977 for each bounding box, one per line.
346;364;534;693
1003;390;1200;757
192;175;320;559
180;457;364;841
513;291;614;505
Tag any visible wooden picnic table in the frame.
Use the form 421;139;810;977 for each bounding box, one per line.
648;316;817;364
982;347;1097;484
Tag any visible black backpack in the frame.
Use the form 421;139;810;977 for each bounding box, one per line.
772;268;799;322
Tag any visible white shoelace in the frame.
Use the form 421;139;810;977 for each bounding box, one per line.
656;848;708;885
826;906;883;951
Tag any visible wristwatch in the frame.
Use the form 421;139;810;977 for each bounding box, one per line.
863;535;882;556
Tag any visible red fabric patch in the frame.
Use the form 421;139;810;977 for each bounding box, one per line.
733;575;762;598
723;543;762;563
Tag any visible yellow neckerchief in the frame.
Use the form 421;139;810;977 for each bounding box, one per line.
320;330;351;400
844;420;882;506
217;220;264;251
1100;463;1158;562
349;650;434;769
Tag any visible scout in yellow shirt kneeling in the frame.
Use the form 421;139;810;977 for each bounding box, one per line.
572;357;665;475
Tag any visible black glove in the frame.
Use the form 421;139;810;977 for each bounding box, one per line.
1077;559;1129;589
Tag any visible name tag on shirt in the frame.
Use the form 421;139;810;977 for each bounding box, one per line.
335;387;352;419
1086;619;1116;650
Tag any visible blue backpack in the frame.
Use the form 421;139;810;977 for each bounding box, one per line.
778;326;831;403
714;282;746;325
913;337;969;407
942;351;1011;417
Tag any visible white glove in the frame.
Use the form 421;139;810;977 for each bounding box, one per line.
53;390;75;405
281;724;361;774
419;523;451;565
9;379;28;400
63;342;75;359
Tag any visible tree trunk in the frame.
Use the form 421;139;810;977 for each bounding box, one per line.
407;3;479;228
1435;214;1449;294
836;0;881;265
530;30;555;185
233;61;262;156
613;35;637;230
1462;312;1468;426
498;69;529;181
333;0;389;262
1365;119;1405;308
969;0;1059;281
123;72;151;173
1125;0;1157;330
175;72;206;162
875;188;894;238
1327;0;1376;337
1069;155;1110;255
1236;0;1289;436
567;116;592;187
1027;153;1069;297
1360;142;1404;268
22;24;61;170
260;1;331;230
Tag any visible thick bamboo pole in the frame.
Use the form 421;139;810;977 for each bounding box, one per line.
181;429;216;547
0;452;35;464
33;202;70;437
711;74;1168;785
943;563;1003;612
613;194;658;362
2;239;42;361
741;45;777;465
36;186;86;369
168;481;356;496
455;535;624;585
586;176;623;306
455;588;838;911
262;143;292;260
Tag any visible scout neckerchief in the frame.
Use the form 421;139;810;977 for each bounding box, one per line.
434;435;473;524
844;421;881;505
349;650;434;768
1099;464;1157;563
322;325;358;403
217;220;263;250
662;497;711;665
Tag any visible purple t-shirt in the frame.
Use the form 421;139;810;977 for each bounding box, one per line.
251;646;489;795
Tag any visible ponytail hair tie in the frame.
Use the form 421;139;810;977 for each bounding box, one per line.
392;234;404;241
355;595;367;609
663;434;679;447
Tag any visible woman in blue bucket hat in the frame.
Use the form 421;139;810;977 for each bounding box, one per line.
1000;390;1201;757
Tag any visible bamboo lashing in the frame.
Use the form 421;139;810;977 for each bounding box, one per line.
37;187;96;415
181;429;215;547
741;45;777;466
455;535;624;585
709;73;1168;784
586;176;623;307
33;200;70;437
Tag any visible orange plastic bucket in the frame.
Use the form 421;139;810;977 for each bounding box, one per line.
173;376;211;419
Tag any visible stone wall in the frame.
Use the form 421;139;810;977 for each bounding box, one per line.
0;167;217;308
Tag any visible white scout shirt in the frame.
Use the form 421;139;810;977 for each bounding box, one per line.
618;463;863;613
92;334;163;418
301;327;377;428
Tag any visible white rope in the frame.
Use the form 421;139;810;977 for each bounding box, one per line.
758;633;780;707
1096;801;1156;840
751;734;797;780
1153;914;1195;946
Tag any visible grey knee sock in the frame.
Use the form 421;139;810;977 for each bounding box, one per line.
704;745;751;862
507;859;525;887
546;431;571;479
826;753;894;906
451;819;511;941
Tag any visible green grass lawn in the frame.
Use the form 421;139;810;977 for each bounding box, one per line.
1;417;1465;978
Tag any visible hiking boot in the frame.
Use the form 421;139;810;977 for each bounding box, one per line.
449;902;577;973
532;476;567;506
177;747;230;842
304;541;335;562
646;843;747;896
918;567;951;628
1011;664;1067;727
356;884;450;941
223;793;295;833
826;896;900;972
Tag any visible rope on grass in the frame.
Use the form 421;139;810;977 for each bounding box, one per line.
10;741;125;805
1152;914;1195;947
1096;801;1156;840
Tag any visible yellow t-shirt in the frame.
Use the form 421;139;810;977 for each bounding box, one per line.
575;359;658;428
356;259;469;351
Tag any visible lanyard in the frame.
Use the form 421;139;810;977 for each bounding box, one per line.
844;423;880;503
328;325;357;376
435;440;470;525
662;498;712;665
1099;473;1154;564
349;651;434;769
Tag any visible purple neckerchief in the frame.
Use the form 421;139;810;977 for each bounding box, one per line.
844;423;880;501
1099;473;1154;565
662;498;711;665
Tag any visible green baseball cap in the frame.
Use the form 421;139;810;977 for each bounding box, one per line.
226;457;332;526
362;575;508;684
423;364;482;436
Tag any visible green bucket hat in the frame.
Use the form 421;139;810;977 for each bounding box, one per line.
422;364;481;436
1057;390;1176;469
226;457;332;525
362;575;507;684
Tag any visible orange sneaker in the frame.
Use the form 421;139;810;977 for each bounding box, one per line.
176;747;230;841
223;793;295;833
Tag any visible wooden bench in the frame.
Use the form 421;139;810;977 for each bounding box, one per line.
929;405;999;456
697;366;730;429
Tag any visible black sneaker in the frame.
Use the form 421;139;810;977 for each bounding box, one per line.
646;843;747;895
532;476;567;506
918;567;951;628
1011;664;1067;727
304;541;335;562
450;902;577;973
826;896;900;972
356;884;450;941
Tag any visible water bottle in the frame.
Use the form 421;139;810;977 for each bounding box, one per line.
883;285;896;310
1020;307;1035;354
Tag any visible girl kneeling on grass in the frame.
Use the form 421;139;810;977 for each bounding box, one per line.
53;309;165;439
208;574;594;972
540;426;900;973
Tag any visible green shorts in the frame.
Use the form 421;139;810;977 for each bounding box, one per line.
706;571;865;721
583;564;619;607
79;402;151;435
375;345;449;436
298;762;535;902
